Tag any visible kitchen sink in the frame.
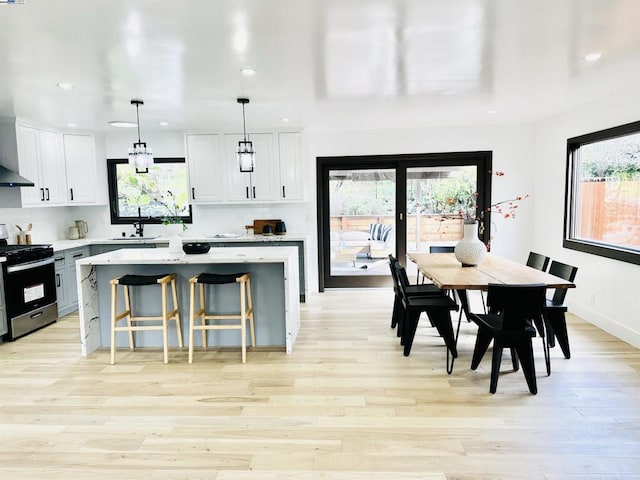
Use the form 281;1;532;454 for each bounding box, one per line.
108;236;159;240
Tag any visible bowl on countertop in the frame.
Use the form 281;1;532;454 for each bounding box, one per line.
182;242;211;254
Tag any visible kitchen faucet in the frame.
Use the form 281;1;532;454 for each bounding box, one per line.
133;207;144;237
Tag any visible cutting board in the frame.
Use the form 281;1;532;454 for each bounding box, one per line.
245;219;282;234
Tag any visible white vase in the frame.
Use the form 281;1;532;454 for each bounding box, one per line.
454;221;487;267
166;224;184;253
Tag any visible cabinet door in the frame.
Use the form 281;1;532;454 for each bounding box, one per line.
250;133;278;201
55;265;68;313
278;132;302;201
38;130;67;205
186;134;225;203
64;134;96;204
16;125;44;206
225;133;278;202
225;134;253;202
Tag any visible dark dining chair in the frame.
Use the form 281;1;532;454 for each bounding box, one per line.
395;262;459;373
526;251;551;272
388;255;444;337
544;260;578;361
469;284;546;394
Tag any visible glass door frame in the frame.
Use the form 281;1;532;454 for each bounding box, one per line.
317;152;493;291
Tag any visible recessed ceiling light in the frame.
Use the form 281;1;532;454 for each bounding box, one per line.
67;123;77;128
159;121;169;127
583;52;602;62
57;82;73;90
487;109;497;115
108;121;138;128
241;68;256;76
280;117;290;123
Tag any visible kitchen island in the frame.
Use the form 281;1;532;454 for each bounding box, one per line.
75;246;300;357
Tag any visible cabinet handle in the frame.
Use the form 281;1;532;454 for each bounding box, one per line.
191;187;195;200
45;188;50;201
55;256;64;262
245;186;249;199
282;185;286;198
40;188;45;201
72;253;83;258
56;273;61;288
70;188;74;201
252;186;256;199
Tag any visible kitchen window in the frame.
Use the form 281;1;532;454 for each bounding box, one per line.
107;158;193;225
564;121;640;265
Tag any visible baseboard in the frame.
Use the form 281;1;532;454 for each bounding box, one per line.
568;300;640;349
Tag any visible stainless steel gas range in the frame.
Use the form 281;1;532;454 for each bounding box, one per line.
0;235;57;340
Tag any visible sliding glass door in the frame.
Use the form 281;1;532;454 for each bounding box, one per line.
317;153;491;290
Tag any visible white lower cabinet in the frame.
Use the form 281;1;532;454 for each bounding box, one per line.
56;247;90;316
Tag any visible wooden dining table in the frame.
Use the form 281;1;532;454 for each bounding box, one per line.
407;252;576;290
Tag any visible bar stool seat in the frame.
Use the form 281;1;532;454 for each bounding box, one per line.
188;272;255;363
110;273;183;364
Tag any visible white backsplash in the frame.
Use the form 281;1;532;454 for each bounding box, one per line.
1;202;313;243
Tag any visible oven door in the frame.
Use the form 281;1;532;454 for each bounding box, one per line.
4;257;58;338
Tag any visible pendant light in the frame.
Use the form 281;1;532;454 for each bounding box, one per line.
128;99;154;174
237;97;255;173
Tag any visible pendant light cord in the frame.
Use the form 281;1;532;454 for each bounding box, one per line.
242;102;247;142
135;103;142;144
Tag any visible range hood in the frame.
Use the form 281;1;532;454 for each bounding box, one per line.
0;164;35;187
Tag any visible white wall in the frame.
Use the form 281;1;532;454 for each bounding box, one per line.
532;86;640;348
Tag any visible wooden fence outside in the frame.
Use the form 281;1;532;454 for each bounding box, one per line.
579;180;640;247
330;215;464;242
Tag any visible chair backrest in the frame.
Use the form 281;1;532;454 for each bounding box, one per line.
486;284;546;331
388;254;401;291
430;245;455;253
526;251;550;272
394;262;413;303
548;260;578;305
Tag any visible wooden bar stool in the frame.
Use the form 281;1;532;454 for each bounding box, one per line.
110;273;183;364
188;272;255;364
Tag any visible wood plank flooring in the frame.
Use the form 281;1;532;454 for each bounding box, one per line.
1;289;639;479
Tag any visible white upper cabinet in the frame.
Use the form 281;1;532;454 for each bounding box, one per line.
63;133;98;204
185;134;225;203
17;125;67;206
225;133;278;202
278;132;302;201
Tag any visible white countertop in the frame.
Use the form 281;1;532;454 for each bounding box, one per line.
51;233;308;252
76;246;299;266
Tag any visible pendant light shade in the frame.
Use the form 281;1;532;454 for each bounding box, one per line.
237;97;254;173
128;99;154;174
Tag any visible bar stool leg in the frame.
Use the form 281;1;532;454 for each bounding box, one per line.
199;283;207;349
240;279;247;364
188;278;196;364
110;281;117;365
171;277;183;348
124;285;134;350
246;276;256;347
161;281;169;364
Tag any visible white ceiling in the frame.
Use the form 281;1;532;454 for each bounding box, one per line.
0;0;639;133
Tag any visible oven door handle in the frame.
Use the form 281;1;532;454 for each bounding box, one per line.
6;257;55;274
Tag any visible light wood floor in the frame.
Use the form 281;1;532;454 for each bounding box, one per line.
1;289;639;479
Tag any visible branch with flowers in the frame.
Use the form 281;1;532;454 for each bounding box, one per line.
153;190;189;231
437;170;529;235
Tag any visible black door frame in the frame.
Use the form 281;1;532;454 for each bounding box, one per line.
317;151;493;291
